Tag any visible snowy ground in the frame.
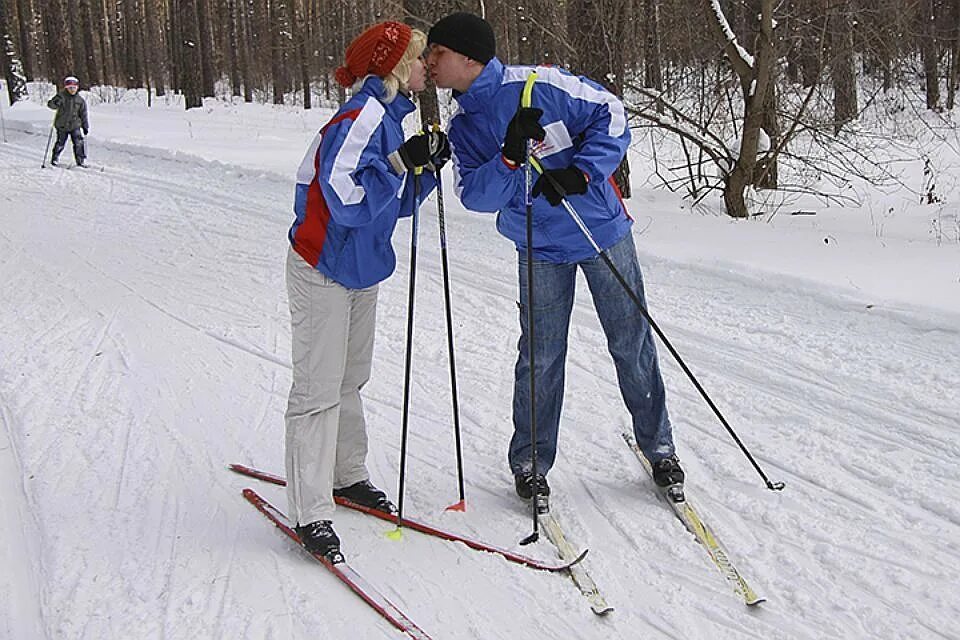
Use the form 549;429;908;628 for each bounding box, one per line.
1;87;959;640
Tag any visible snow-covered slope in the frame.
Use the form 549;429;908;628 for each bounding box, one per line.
1;91;958;639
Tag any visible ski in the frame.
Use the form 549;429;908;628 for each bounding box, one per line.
244;488;433;639
72;163;105;172
539;508;614;615
621;432;765;606
230;463;586;572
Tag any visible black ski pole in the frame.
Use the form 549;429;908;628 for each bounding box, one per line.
529;156;785;492
41;122;55;168
519;74;542;546
390;167;423;540
432;132;467;513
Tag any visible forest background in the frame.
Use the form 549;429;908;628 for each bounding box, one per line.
3;0;959;218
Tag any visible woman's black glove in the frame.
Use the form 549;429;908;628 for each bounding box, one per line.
390;130;450;172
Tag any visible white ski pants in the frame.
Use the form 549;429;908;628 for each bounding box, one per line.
284;247;377;526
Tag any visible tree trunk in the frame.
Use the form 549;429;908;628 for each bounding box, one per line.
1;0;29;104
144;0;164;96
226;0;242;97
41;0;70;84
181;0;203;108
643;0;663;93
723;167;749;218
567;0;632;197
921;0;941;110
948;0;960;109
705;0;776;216
78;0;101;85
197;0;216;97
270;0;287;104
831;0;858;132
13;0;35;78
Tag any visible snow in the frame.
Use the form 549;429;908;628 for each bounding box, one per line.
708;0;755;69
1;86;959;639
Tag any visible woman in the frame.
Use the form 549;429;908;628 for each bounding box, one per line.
285;21;449;561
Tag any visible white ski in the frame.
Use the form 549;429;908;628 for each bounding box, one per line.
622;432;765;606
539;510;614;615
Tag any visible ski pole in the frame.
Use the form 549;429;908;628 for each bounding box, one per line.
432;123;467;513
41;121;55;168
528;153;785;492
389;165;424;540
0;82;7;143
519;73;542;546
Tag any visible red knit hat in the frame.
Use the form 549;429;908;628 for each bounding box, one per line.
335;21;413;88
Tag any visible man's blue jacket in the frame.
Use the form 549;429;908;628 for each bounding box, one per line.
448;58;632;263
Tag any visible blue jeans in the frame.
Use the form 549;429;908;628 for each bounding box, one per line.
509;232;675;476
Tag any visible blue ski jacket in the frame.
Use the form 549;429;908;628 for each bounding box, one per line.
290;76;436;289
448;58;632;263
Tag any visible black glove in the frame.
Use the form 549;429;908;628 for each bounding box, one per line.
430;131;451;170
532;167;589;206
82;127;89;136
502;107;546;164
392;131;449;171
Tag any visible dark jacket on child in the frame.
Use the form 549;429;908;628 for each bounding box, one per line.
47;91;89;133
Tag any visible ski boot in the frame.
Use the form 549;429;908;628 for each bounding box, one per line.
334;480;397;515
295;520;344;563
515;472;551;514
652;456;685;503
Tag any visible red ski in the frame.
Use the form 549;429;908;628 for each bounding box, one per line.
230;463;586;572
244;489;433;639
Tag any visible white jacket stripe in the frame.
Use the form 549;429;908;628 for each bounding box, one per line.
296;133;323;186
503;66;626;138
330;98;385;205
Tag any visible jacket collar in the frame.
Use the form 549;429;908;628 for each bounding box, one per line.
358;75;416;121
454;58;504;114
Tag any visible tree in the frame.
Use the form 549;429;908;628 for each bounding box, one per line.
178;0;204;108
920;0;941;110
705;0;777;217
567;0;633;197
830;0;858;133
1;0;29;104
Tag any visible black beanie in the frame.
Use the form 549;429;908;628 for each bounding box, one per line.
428;12;496;64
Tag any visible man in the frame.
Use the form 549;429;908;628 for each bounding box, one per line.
46;76;89;167
426;12;684;503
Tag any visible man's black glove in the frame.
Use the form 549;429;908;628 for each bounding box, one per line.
82;127;89;136
390;130;449;172
532;167;589;206
502;107;546;165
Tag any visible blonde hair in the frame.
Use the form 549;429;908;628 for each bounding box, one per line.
382;29;427;101
348;29;427;103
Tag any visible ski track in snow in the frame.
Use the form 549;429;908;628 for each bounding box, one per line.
2;126;960;639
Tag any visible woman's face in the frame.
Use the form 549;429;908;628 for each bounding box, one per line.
406;56;427;93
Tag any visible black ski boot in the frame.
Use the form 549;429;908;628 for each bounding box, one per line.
295;520;343;562
652;455;685;502
334;480;397;515
515;472;550;513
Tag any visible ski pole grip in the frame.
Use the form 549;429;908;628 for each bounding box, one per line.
521;72;538;109
520;72;547;177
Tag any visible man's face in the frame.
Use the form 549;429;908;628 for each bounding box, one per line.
65;85;78;94
426;44;480;93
